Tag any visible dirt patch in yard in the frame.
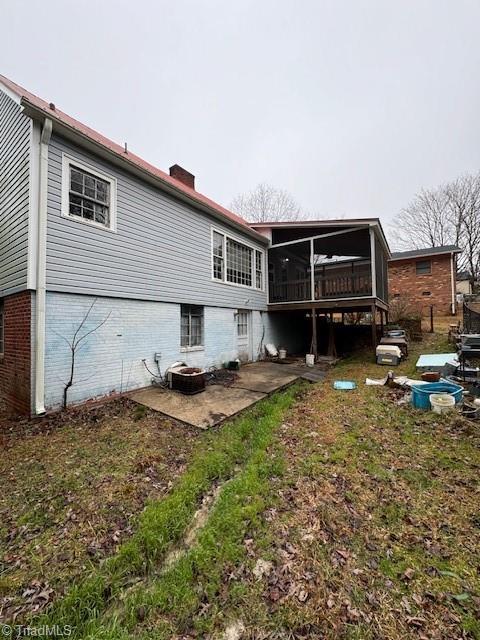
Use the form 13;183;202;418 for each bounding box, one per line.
0;398;199;622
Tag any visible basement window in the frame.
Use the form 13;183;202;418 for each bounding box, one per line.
0;300;3;356
62;154;116;231
181;305;204;349
416;260;431;275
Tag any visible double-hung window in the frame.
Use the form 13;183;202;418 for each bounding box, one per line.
212;231;224;280
212;230;264;290
255;250;263;289
180;305;204;348
62;155;116;231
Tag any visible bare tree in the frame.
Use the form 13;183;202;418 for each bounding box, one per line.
57;299;111;409
393;187;456;250
446;174;480;285
230;183;302;222
392;173;480;284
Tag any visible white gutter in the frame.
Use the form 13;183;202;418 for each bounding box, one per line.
450;252;456;315
34;117;52;415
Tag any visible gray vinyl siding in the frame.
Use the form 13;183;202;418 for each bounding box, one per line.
46;135;267;310
0;89;30;295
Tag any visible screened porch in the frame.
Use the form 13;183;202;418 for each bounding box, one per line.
267;225;388;306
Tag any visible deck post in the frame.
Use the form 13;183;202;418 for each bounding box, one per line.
311;307;318;358
369;226;377;298
371;303;377;348
310;238;315;301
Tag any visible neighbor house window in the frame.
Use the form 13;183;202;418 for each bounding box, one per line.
181;305;204;348
416;260;431;275
62;154;116;230
0;300;4;356
212;230;264;290
237;311;249;337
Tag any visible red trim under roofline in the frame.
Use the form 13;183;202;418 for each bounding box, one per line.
0;74;267;245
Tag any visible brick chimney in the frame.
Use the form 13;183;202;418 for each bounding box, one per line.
169;164;195;190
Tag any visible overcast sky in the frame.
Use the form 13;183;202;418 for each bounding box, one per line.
2;0;480;230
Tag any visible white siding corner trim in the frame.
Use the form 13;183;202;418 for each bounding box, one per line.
61;153;117;232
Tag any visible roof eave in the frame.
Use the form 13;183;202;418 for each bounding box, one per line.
249;218;380;228
250;219;392;258
21;99;268;246
390;248;462;261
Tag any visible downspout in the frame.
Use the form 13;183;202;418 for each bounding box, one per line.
450;252;456;315
34;117;52;415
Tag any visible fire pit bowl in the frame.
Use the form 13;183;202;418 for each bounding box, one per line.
170;367;206;395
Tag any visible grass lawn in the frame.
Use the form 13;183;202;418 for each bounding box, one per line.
0;399;199;622
1;332;479;639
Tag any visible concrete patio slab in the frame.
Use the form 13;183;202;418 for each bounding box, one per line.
234;361;299;393
131;385;265;429
130;361;301;429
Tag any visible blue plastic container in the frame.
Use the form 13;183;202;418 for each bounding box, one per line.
411;382;463;410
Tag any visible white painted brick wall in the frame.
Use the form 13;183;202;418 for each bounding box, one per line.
44;293;286;409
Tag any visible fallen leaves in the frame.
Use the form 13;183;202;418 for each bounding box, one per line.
250;335;480;639
252;558;273;580
402;567;415;581
0;398;199;624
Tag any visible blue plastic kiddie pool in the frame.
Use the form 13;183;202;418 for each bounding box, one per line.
411;382;463;410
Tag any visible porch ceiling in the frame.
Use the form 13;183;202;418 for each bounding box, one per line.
272;225;370;252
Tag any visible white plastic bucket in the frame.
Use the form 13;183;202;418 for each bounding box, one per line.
306;353;315;367
279;349;287;360
429;393;455;414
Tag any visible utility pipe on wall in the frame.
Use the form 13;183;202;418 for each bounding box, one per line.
34;117;52;415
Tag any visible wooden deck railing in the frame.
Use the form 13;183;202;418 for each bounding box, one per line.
269;273;372;303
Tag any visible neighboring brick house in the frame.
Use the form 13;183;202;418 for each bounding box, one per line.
388;246;461;316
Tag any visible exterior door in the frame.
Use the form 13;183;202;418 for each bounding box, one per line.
236;310;252;362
